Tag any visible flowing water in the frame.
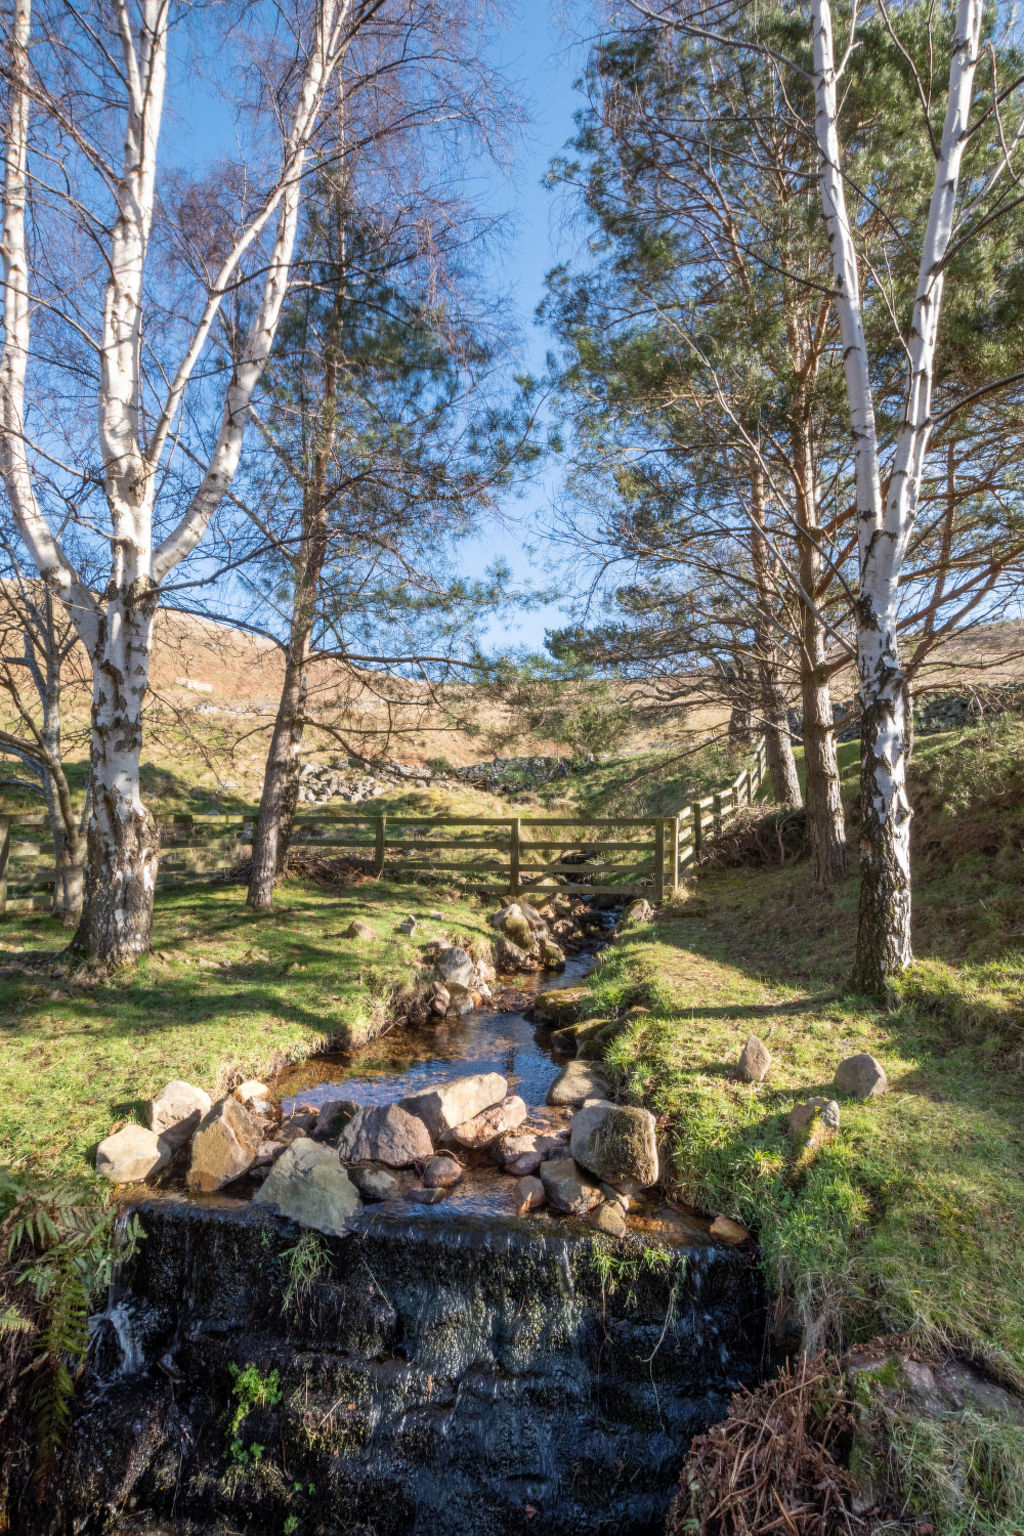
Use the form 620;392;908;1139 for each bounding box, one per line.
52;921;767;1536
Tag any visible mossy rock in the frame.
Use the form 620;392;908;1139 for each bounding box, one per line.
531;986;591;1025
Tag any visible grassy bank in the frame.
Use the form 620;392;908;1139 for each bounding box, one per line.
0;876;492;1171
582;722;1024;1523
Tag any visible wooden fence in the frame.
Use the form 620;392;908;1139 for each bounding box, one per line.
0;737;768;914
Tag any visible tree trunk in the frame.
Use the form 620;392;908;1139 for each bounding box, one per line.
852;685;913;993
760;667;802;804
749;468;802;806
248;641;311;908
792;413;847;894
69;586;159;968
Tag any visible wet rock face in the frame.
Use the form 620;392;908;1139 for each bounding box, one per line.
62;1202;765;1536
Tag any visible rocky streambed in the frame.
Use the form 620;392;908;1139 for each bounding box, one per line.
53;902;768;1536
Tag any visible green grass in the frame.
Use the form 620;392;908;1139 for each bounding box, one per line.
582;726;1024;1388
0;876;493;1170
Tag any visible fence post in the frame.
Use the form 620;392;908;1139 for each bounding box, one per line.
510;817;521;896
671;815;680;892
692;801;702;860
713;792;723;837
374;813;387;878
654;818;666;905
0;817;9;916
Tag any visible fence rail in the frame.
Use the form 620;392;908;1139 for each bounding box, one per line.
0;737;768;914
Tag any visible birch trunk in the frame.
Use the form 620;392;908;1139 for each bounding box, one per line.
248;626;313;908
809;0;982;990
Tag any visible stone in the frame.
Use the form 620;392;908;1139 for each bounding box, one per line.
531;986;590;1025
337;1103;434;1168
349;1165;397;1202
494;936;533;972
585;1200;627;1238
254;1139;284;1166
314;1099;360;1140
345;920;374;940
570;1103;659;1188
493;1131;566;1177
396;914;418;936
710;1215;750;1245
834;1053;888;1100
516;1175;546;1213
519;902;548;933
447;1095;527;1149
444;983;476;1018
737;1035;771;1083
539;938;566;970
278;1113;319;1144
187;1097;264;1193
401;1072;507;1140
96;1124;172;1184
546;1060;612;1108
787;1097;841;1134
146;1080;212;1148
600;1182;630;1211
406;1185;446;1204
233;1078;270;1106
540;1154;603;1216
252;1138;361;1236
490;903;537;953
435;946;476;990
423;1153;463;1188
425;982;450;1016
621;898;654;926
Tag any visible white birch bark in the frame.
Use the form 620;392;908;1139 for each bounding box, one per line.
809;0;983;991
0;0;357;967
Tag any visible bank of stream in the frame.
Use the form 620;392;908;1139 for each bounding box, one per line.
53;907;768;1536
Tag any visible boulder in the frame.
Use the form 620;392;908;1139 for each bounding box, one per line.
570;1103;659;1188
425;982;450;1016
621;898;654;927
446;1095;527;1150
834;1053;888;1100
396;915;417;936
349;1165;397;1202
546;1060;612;1108
493;1131;566;1177
788;1097;841;1134
423;1153;463;1189
345;920;374;940
490;903;537;953
278;1113;319;1144
254;1139;284;1167
494;936;534;973
539;938;566;970
401;1072;507;1140
737;1035;771;1083
444;983;476;1018
337;1103;434;1168
436;946;476;990
519;902;549;933
314;1099;360;1140
515;1175;546;1213
187;1097;264;1193
96;1124;172;1184
146;1080;212;1148
710;1215;750;1245
585;1200;627;1238
540;1154;603;1216
233;1079;270;1107
531;987;589;1025
252;1138;361;1236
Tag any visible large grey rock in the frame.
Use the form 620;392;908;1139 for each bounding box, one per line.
444;983;476;1018
490;903;538;953
737;1035;771;1083
834;1054;888;1100
446;1095;527;1150
532;987;589;1026
96;1124;172;1184
252;1138;361;1236
435;946;476;990
146;1080;212;1148
493;1131;566;1176
401;1073;507;1140
187;1097;264;1193
337;1103;434;1168
494;935;534;973
570;1103;659;1188
314;1099;360;1140
546;1060;612;1108
540;1154;603;1216
349;1165;397;1202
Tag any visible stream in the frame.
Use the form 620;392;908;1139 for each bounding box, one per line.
53;915;768;1536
